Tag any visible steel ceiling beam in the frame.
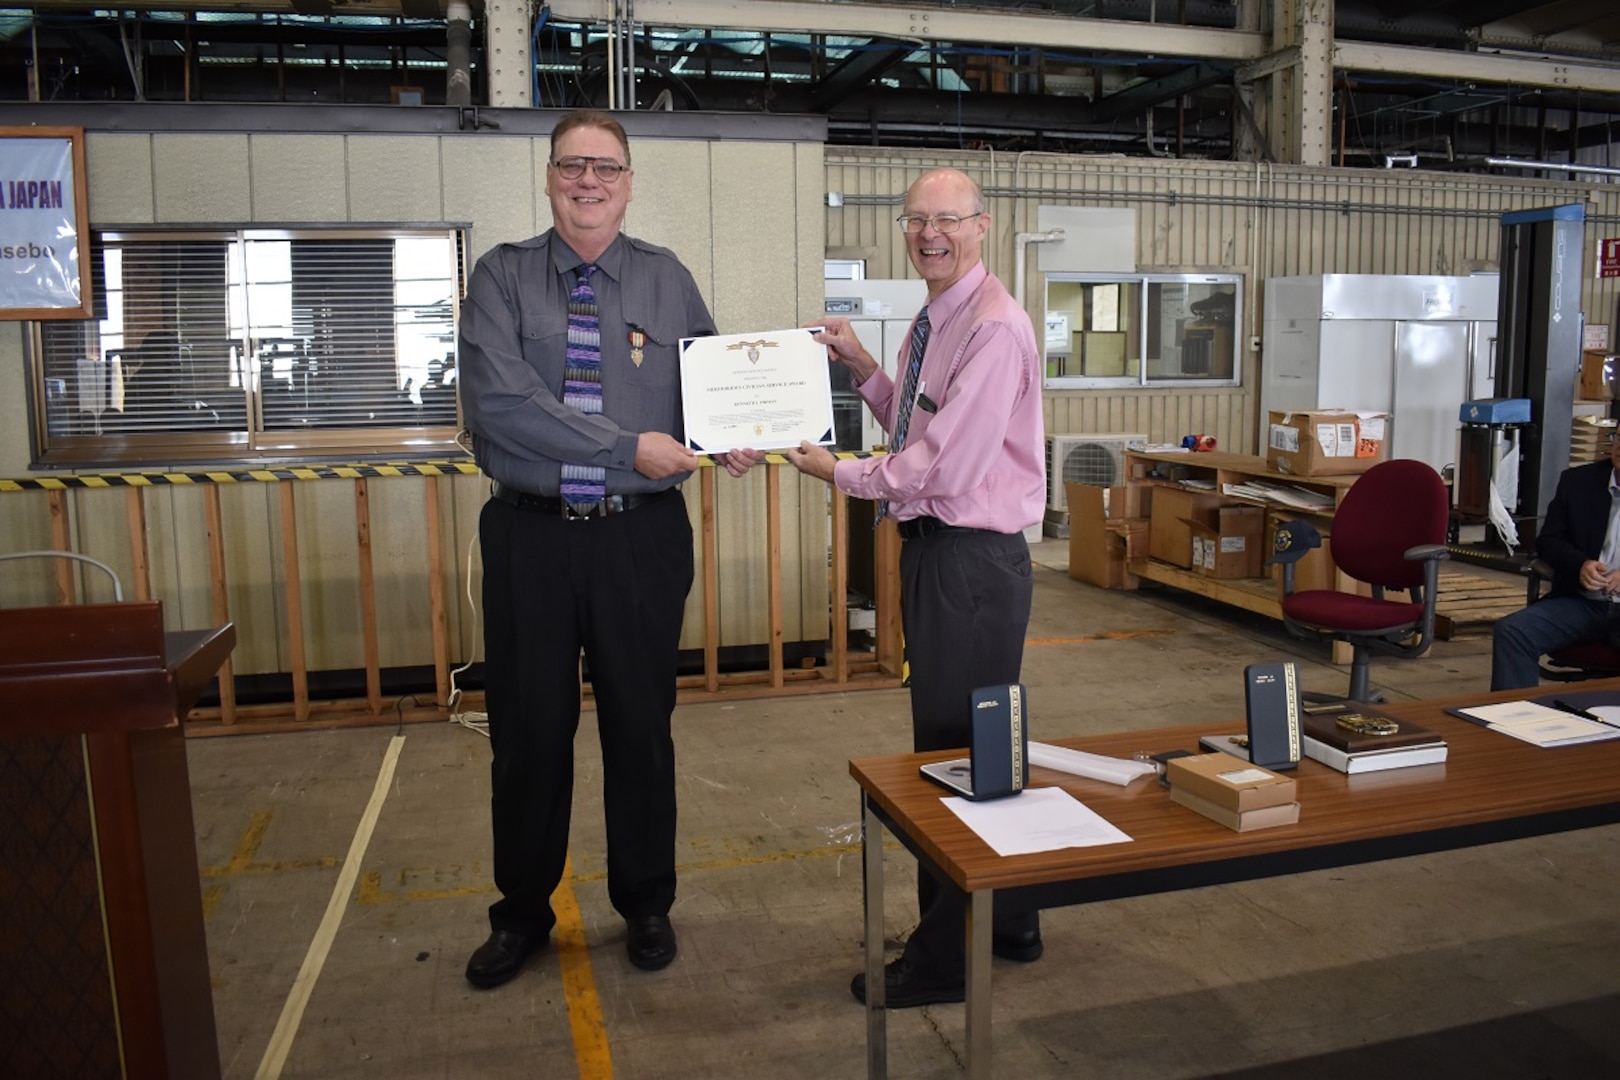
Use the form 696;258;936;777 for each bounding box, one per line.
1335;38;1620;93
1092;62;1230;121
546;0;1267;62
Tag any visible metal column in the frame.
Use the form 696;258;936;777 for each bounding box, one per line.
1493;203;1586;543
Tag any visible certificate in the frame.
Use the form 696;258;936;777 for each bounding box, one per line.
679;328;836;453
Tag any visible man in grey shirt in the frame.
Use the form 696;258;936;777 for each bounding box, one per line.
458;109;754;988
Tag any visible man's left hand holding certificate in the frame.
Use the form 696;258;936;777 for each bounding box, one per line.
680;328;836;454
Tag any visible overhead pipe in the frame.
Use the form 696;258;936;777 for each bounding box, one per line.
446;0;472;107
1013;228;1065;318
1485;157;1620;179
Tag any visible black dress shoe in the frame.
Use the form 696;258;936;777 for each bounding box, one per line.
850;958;965;1009
465;929;545;989
626;915;678;971
991;929;1044;963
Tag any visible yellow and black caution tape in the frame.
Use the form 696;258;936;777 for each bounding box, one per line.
0;460;482;493
0;450;886;493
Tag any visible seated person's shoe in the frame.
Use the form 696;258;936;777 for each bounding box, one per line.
991;928;1044;963
626;914;678;971
465;929;545;989
850;958;965;1009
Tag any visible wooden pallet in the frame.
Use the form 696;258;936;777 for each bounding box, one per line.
1435;571;1525;639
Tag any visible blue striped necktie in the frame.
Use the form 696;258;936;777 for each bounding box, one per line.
560;264;606;510
876;305;930;525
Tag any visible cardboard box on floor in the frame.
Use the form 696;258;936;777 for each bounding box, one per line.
1266;410;1389;477
1067;483;1138;589
1187;505;1265;579
1149;487;1227;568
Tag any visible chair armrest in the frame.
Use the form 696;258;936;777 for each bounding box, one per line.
1402;543;1450;563
1525;557;1555;604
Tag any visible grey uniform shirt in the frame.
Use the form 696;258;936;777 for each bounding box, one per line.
459;230;716;496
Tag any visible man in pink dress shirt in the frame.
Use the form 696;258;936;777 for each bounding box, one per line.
784;167;1046;1008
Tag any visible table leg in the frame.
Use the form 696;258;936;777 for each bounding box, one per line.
863;794;887;1078
965;887;992;1077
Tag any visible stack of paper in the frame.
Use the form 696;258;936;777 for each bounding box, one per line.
1454;701;1620;747
1222;480;1335;511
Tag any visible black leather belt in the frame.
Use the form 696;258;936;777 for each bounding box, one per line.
491;482;670;519
896;515;963;541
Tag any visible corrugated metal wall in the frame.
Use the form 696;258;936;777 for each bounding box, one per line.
826;149;1620;455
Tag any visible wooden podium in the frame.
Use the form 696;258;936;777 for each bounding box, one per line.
0;601;234;1080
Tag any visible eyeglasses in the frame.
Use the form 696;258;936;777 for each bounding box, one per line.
895;212;983;235
551;156;628;182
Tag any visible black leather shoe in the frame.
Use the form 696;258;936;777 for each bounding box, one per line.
850;958;965;1009
465;929;545;989
992;929;1044;963
626;915;678;971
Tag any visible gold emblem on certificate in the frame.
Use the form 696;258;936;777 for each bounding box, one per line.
730;339;776;364
628;328;646;367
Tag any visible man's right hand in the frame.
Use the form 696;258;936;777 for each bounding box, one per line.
1579;559;1618;594
809;317;879;384
636;432;701;479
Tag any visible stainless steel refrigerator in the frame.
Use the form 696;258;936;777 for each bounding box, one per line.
1261;274;1499;480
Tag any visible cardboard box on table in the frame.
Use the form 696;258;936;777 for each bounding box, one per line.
1186;506;1265;579
1579;351;1617;402
1266;410;1389;477
1148;487;1226;568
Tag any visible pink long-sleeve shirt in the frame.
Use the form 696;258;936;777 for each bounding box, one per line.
834;262;1045;534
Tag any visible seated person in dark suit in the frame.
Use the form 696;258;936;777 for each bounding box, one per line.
1491;434;1620;690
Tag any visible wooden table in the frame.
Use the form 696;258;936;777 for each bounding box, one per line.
849;680;1620;1078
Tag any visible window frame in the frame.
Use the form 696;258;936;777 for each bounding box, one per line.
1043;272;1243;390
26;223;468;469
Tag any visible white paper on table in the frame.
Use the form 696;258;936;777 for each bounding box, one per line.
1456;701;1620;747
941;786;1132;857
1028;741;1158;786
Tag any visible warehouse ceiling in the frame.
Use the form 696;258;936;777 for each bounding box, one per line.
3;1;1618;174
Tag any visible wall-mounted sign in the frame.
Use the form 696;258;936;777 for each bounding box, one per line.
1601;237;1620;280
0;126;92;320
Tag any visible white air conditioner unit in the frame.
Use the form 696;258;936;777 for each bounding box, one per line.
1046;433;1148;511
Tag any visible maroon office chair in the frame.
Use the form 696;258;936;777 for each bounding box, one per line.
1523;559;1620;681
1272;459;1450;703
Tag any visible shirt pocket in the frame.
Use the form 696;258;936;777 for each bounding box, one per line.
517;305;570;386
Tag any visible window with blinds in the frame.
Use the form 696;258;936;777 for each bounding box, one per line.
30;226;466;466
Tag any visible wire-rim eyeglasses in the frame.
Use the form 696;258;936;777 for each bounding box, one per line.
895;212;983;234
551;156;629;182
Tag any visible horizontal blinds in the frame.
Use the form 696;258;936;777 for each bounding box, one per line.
37;227;463;459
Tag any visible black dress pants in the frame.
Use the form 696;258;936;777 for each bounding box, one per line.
479;490;693;938
895;525;1039;974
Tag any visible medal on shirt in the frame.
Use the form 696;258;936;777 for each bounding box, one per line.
628;328;646;367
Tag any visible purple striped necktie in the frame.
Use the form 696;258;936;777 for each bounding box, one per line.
876;305;930;526
560;264;606;510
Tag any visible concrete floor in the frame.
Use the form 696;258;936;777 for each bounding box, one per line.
187;541;1620;1079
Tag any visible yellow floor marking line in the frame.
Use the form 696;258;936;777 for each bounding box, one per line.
202;808;339;880
254;734;405;1080
553;854;614;1080
352;840;909;901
